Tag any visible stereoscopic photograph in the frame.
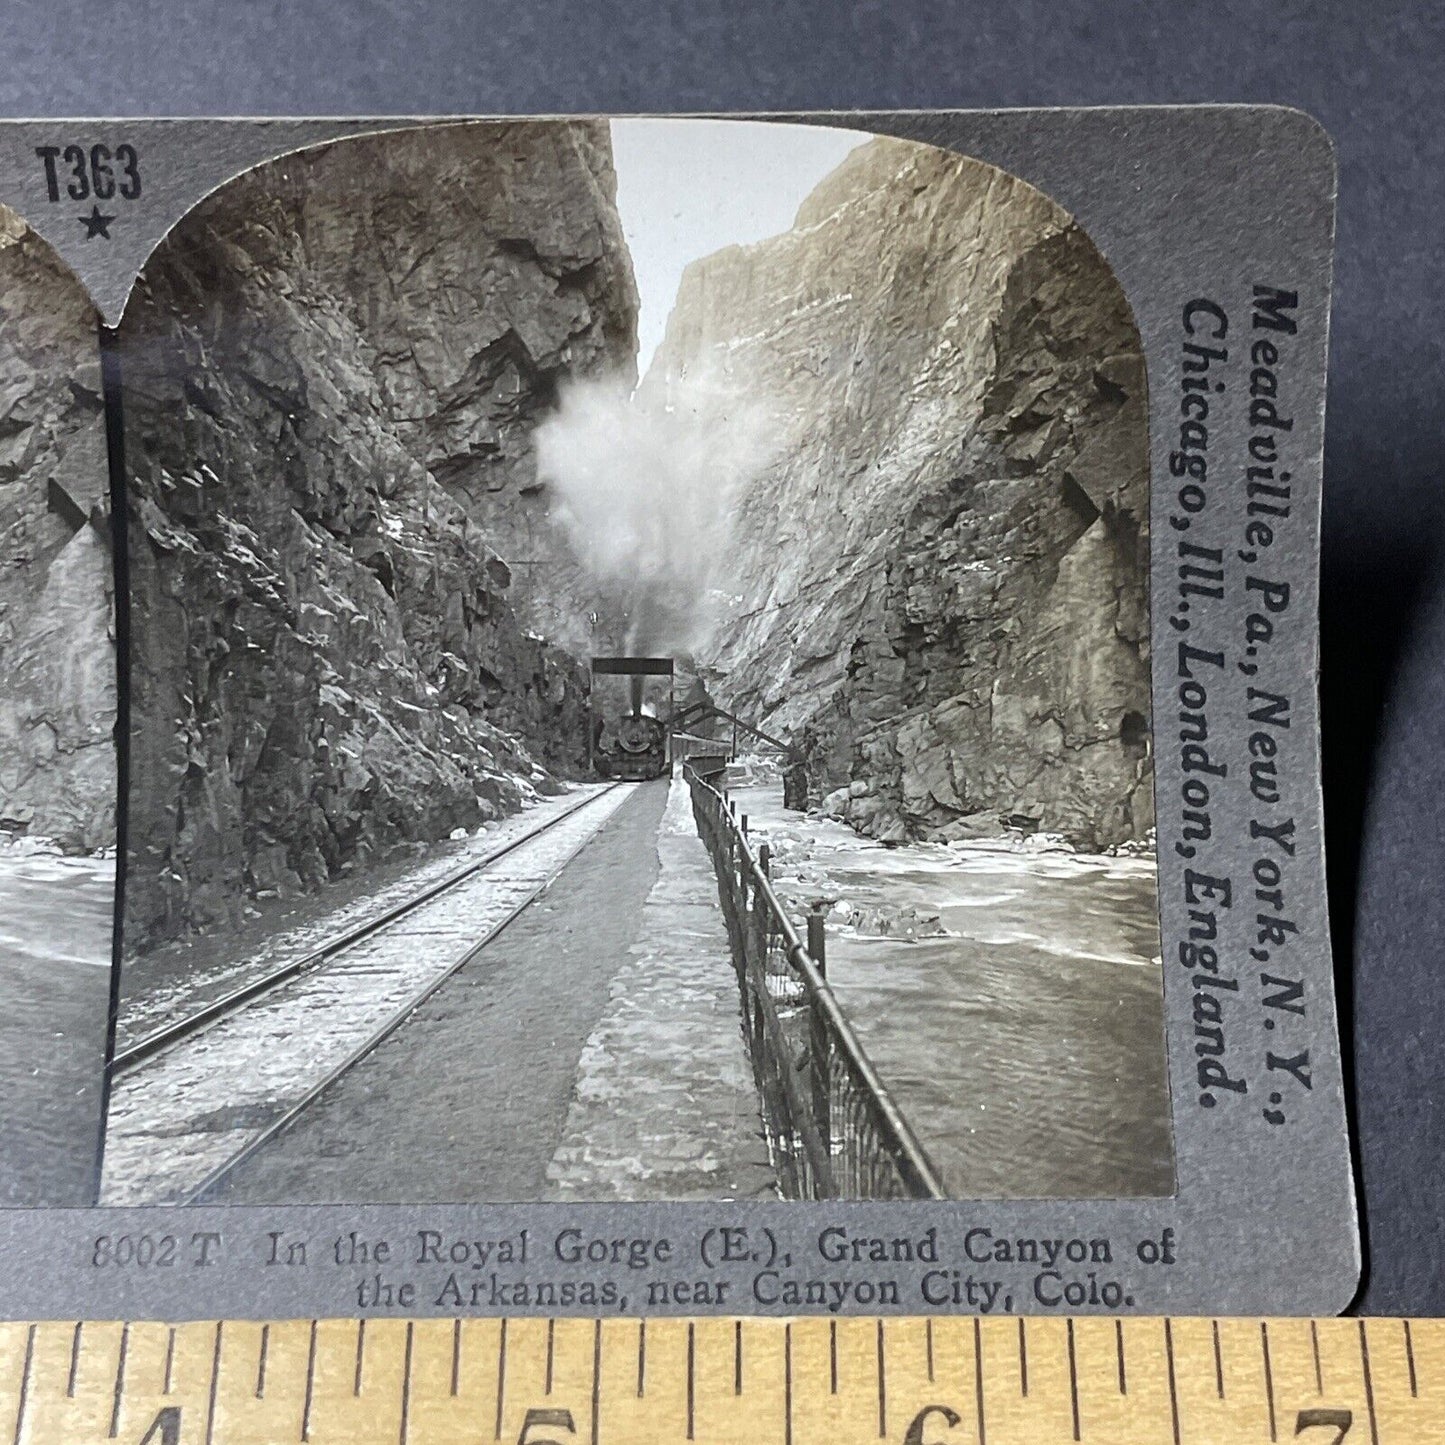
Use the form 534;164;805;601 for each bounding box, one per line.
93;117;1170;1208
0;208;116;1207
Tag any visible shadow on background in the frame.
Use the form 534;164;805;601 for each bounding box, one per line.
1322;425;1445;1313
1;0;1443;1312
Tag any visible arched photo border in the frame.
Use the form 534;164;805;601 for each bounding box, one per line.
0;108;1355;1319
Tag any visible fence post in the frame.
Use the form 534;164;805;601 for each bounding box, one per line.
807;908;825;977
751;843;771;980
807;902;832;1193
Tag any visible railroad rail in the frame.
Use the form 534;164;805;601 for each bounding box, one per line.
685;766;945;1200
113;784;622;1074
101;783;630;1206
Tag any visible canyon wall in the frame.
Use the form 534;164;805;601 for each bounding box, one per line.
0;212;114;852
651;138;1151;850
121;122;638;947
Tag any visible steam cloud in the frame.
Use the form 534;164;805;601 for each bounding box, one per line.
534;369;778;654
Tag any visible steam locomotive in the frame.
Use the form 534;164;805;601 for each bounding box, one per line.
589;657;672;782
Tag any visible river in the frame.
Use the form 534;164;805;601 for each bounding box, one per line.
0;840;114;1205
728;781;1173;1199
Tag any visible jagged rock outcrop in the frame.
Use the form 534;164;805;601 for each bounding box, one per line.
121;122;638;947
0;212;114;851
294;122;639;650
652;138;1151;850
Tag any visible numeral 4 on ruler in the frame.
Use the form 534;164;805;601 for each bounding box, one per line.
0;1317;1436;1444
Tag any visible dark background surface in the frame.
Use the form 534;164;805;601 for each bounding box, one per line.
3;0;1440;1314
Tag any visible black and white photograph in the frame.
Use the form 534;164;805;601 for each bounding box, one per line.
0;208;116;1207
99;117;1170;1208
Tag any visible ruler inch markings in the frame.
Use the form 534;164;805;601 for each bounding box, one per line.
591;1319;602;1445
1065;1319;1081;1442
65;1325;81;1404
6;1316;1445;1443
974;1316;987;1445
784;1322;793;1445
202;1321;222;1445
256;1322;270;1400
1261;1320;1278;1442
300;1320;318;1442
1361;1318;1381;1445
496;1317;508;1440
1164;1317;1181;1445
398;1322;414;1445
107;1321;128;1439
10;1326;34;1445
876;1319;886;1439
685;1322;694;1441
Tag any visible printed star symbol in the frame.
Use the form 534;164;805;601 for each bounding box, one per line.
78;203;114;239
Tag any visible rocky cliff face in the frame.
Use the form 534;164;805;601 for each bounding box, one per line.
121;122;638;947
291;123;639;651
652;138;1151;850
0;212;114;852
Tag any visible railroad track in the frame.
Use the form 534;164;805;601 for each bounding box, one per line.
99;783;635;1206
112;784;626;1075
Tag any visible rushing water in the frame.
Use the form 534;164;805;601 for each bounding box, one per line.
729;783;1174;1200
0;841;114;1206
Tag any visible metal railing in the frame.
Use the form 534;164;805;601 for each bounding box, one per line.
686;766;946;1200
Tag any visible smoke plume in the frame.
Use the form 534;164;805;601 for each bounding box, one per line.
534;369;778;653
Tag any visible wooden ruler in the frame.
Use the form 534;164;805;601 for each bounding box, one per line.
1;1316;1440;1445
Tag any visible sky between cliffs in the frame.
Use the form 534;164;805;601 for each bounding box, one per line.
609;119;871;377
